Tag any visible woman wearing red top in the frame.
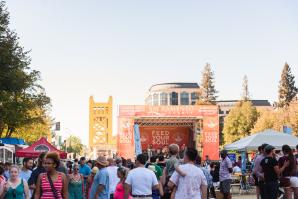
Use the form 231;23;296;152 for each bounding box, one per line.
34;152;68;199
114;167;132;199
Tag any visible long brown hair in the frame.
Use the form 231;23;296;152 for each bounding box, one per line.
282;145;295;173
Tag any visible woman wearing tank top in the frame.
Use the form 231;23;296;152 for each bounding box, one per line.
34;152;68;199
68;164;83;199
0;165;30;199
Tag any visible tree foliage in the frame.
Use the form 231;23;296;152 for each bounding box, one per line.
14;110;52;144
0;1;50;138
277;63;298;107
63;135;83;156
223;101;259;144
197;63;217;104
252;101;298;136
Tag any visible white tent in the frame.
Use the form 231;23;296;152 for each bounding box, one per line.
224;129;298;151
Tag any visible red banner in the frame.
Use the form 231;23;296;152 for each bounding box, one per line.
119;105;218;117
117;117;135;159
139;126;190;149
202;116;219;160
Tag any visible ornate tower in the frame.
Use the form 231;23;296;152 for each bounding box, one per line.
89;96;115;155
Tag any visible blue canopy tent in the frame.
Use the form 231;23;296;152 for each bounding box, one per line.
0;138;26;145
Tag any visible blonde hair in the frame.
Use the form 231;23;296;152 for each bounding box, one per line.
9;165;20;172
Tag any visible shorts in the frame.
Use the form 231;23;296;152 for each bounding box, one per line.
220;179;232;194
253;174;259;186
213;182;220;188
288;176;298;188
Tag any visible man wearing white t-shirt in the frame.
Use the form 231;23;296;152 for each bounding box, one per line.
168;148;208;199
106;158;120;198
125;154;159;199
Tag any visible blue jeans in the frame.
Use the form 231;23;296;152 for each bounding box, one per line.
152;189;160;199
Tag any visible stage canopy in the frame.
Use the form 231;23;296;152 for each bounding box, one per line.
224;129;298;151
16;137;67;159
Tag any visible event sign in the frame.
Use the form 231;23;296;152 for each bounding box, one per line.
117;117;135;159
202;116;219;160
139;126;190;149
119;105;218;117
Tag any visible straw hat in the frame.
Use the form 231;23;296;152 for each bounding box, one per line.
96;156;108;167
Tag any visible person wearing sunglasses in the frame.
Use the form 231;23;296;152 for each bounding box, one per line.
34;152;68;199
68;163;83;199
1;165;30;199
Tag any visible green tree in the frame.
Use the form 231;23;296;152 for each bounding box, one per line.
197;63;218;104
15;110;52;144
241;75;250;101
251;109;278;133
223;101;259;144
277;63;298;107
0;1;50;137
63;135;83;156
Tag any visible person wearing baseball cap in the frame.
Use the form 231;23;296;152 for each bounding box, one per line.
90;156;110;199
260;145;289;199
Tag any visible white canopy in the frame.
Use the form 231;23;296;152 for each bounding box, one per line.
224;129;298;151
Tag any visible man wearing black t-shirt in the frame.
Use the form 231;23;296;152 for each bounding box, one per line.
261;145;289;199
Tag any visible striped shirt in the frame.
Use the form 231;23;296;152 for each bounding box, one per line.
41;173;63;199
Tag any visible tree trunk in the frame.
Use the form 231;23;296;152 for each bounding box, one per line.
7;127;14;137
0;120;4;137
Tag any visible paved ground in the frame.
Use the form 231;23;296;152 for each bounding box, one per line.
232;194;256;199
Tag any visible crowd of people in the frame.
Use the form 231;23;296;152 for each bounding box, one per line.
252;144;298;199
0;144;213;199
0;143;296;199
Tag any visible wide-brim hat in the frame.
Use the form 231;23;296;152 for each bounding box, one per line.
96;156;108;166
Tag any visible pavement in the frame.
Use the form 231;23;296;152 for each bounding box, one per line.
232;194;256;199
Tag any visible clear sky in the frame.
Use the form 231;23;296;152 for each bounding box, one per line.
5;0;298;145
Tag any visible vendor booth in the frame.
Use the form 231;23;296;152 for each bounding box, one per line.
0;146;14;163
16;137;67;159
224;129;298;151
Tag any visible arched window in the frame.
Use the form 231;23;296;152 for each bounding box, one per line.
180;92;189;105
153;93;159;105
160;93;168;105
170;92;178;105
